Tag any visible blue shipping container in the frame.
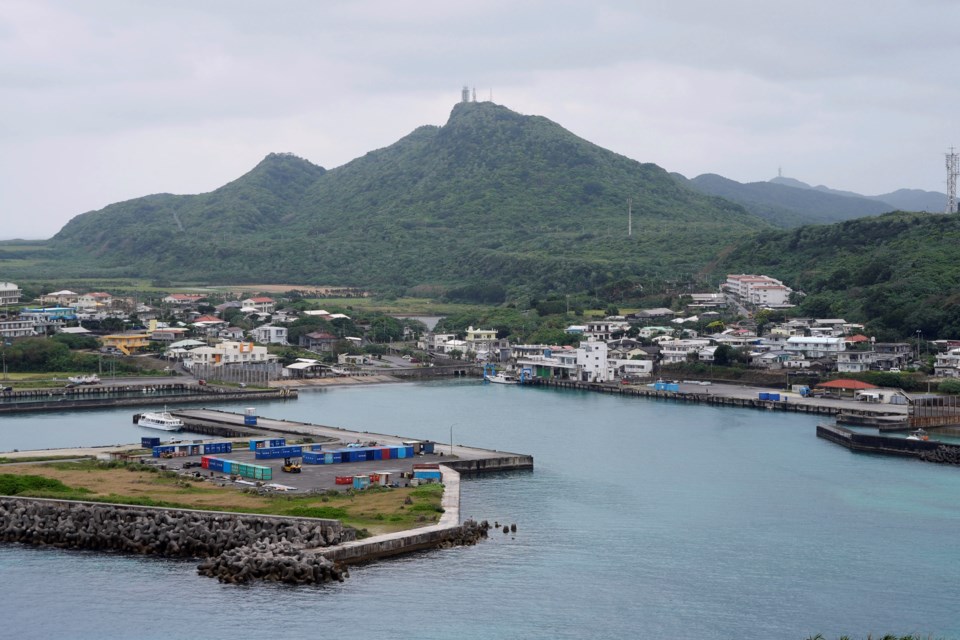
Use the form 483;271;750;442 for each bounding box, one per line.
769;393;780;401
421;442;435;454
244;415;257;426
759;392;769;400
141;437;161;448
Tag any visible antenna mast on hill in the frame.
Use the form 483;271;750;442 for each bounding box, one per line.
947;147;959;214
628;199;633;236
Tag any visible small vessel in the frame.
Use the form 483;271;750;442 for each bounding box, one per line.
138;410;184;432
484;372;518;384
67;374;100;385
906;428;930;441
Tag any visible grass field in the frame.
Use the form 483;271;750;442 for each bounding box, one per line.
0;460;445;536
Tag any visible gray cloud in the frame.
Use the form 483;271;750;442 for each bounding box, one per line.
1;0;957;239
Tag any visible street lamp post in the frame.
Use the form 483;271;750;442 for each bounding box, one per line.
450;422;458;455
916;330;922;363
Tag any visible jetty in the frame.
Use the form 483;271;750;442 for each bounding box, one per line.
0;383;296;414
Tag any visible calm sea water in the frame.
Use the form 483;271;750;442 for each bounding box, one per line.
2;380;960;639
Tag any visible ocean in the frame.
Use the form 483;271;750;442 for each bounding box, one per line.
2;380;959;639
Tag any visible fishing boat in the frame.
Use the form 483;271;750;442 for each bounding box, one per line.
138;410;184;432
906;428;930;441
484;372;519;384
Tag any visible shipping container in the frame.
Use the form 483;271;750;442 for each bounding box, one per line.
141;437;161;449
303;451;324;465
352;475;370;490
381;448;391;461
201;456;211;469
420;441;435;454
335;476;353;485
244;407;257;426
768;393;780;401
249;438;285;451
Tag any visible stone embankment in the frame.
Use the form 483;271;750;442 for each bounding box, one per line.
919;445;960;465
0;497;351;584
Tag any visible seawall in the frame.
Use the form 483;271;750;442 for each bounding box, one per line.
816;423;960;464
0;496;349;584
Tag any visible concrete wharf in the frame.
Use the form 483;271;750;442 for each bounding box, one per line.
171;409;533;475
533;378;904;421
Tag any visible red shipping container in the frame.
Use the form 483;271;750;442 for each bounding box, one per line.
382;448;391;460
201;456;211;469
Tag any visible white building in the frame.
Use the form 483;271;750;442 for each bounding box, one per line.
725;274;793;306
184;341;274;367
241;297;276;314
252;325;288;345
660;339;712;364
0;317;36;339
576;341;609;382
836;350;878;373
785;336;846;359
584;320;630;342
609;358;655;379
465;326;498;357
1;282;22;307
935;348;960;378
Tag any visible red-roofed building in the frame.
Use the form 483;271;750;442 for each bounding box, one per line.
300;331;337;353
163;293;205;305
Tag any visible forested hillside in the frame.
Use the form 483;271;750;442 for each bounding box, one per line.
47;102;767;294
719;212;960;338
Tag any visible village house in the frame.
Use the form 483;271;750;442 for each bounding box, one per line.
241;297;276;314
38;289;76;307
163;293;205;305
252;324;288;345
785;336;846;359
218;326;246;341
584;320;630;342
100;333;150;355
300;331;338;353
184;341;273;367
659;339;712;364
872;343;913;370
464;326;498;357
934;348;960;377
149;326;188;343
77;292;113;310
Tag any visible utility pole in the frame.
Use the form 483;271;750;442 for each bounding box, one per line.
628;199;632;237
947;147;959;214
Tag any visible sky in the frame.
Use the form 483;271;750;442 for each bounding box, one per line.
2;0;959;240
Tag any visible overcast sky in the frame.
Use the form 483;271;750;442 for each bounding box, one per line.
2;0;958;240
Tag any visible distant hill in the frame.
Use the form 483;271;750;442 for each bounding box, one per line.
769;176;947;213
46;102;768;293
682;173;893;227
717;211;960;339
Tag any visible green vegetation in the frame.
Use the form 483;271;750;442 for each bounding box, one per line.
720;212;960;339
0;473;87;496
12;102;767;297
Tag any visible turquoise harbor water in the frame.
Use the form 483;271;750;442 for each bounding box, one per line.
2;380;960;639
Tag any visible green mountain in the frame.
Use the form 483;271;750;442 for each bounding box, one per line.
48;102;768;293
682;173;894;227
718;211;960;339
769;176;948;212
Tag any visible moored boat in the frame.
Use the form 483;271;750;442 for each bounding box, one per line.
484;372;518;384
138;410;184;431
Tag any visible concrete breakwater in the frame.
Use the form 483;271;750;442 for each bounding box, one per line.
815;423;960;465
0;384;296;414
0;497;350;584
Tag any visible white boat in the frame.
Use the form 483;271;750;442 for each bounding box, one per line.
138;411;184;431
67;374;100;385
484;372;519;384
906;428;930;441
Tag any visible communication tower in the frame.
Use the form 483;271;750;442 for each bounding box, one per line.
947;147;959;214
461;86;470;103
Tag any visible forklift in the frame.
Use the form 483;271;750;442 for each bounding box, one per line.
282;457;302;473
